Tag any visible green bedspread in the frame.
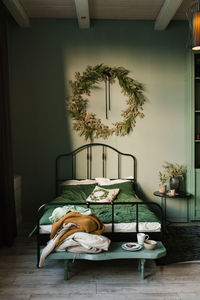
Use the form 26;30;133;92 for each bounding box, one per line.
39;182;160;225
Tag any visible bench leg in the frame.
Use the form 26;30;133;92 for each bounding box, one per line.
138;259;141;272
139;259;146;280
64;259;69;280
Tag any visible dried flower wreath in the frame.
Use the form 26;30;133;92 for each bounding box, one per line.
67;64;146;140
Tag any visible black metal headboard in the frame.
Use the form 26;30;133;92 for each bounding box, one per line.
56;143;137;196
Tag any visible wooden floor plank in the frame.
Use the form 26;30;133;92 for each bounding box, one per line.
178;293;200;300
0;295;30;300
29;293;180;300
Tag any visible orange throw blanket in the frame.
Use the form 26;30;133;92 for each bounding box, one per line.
50;212;105;246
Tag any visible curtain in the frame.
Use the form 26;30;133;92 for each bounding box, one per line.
0;1;17;246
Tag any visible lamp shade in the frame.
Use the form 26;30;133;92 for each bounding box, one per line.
192;11;200;50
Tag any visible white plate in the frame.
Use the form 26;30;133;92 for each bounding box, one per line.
121;243;142;251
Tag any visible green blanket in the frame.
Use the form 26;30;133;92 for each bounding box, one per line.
39;182;160;225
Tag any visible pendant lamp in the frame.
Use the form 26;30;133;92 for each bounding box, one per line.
187;0;200;51
192;10;200;50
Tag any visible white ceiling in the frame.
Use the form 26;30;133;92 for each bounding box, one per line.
18;0;191;20
2;0;194;30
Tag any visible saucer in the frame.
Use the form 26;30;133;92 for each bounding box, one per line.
121;242;142;251
166;192;179;197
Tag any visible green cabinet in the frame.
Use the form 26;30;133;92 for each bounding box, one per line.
195;169;200;218
188;52;200;220
195;54;200;169
194;55;200;219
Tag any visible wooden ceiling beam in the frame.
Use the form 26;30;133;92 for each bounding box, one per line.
74;0;90;29
2;0;30;27
154;0;184;30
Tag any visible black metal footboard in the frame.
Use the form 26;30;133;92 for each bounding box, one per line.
36;201;163;267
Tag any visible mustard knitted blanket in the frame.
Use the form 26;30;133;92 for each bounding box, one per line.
50;212;105;246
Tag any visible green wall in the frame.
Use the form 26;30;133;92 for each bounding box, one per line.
8;19;189;223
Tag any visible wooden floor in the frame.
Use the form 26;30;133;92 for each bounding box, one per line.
0;232;200;300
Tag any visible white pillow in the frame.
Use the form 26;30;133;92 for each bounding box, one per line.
86;186;120;203
95;177;110;185
97;176;134;186
61;179;97;186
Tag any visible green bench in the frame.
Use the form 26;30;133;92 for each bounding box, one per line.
42;241;166;280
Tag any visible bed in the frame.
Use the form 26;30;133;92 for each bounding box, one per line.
36;143;163;267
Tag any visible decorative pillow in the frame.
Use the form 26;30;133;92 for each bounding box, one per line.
86;186;120;203
61;179;97;186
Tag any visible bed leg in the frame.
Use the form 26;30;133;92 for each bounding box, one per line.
37;249;40;268
64;259;69;280
139;259;146;280
37;237;40;268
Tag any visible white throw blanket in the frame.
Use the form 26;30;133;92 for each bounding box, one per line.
39;222;78;268
55;232;111;253
39;226;111;267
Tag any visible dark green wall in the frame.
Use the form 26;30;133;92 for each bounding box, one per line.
8;19;189;223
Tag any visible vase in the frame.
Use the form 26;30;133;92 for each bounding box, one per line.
170;177;179;192
159;184;166;194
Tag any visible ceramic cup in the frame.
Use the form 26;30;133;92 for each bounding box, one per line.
169;189;176;196
137;233;149;245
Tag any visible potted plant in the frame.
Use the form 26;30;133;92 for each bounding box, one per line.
162;162;185;192
158;171;168;193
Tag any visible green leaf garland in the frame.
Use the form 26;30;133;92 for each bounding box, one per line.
67;64;146;141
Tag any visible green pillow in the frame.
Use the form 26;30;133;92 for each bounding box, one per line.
61;183;97;199
100;181;135;195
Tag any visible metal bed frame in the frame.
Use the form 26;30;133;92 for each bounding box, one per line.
55;143;137;196
37;143;164;267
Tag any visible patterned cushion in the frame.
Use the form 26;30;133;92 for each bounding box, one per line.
86;186;120;203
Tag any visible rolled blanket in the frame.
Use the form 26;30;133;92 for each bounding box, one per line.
50;212;105;246
55;232;111;253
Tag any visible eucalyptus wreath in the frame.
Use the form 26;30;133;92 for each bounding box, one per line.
67;64;146;140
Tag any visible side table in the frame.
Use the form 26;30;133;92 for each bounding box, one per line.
153;191;191;223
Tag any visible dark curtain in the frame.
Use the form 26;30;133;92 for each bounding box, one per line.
0;1;17;246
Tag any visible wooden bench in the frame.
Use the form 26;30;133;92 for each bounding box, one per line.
42;241;166;280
